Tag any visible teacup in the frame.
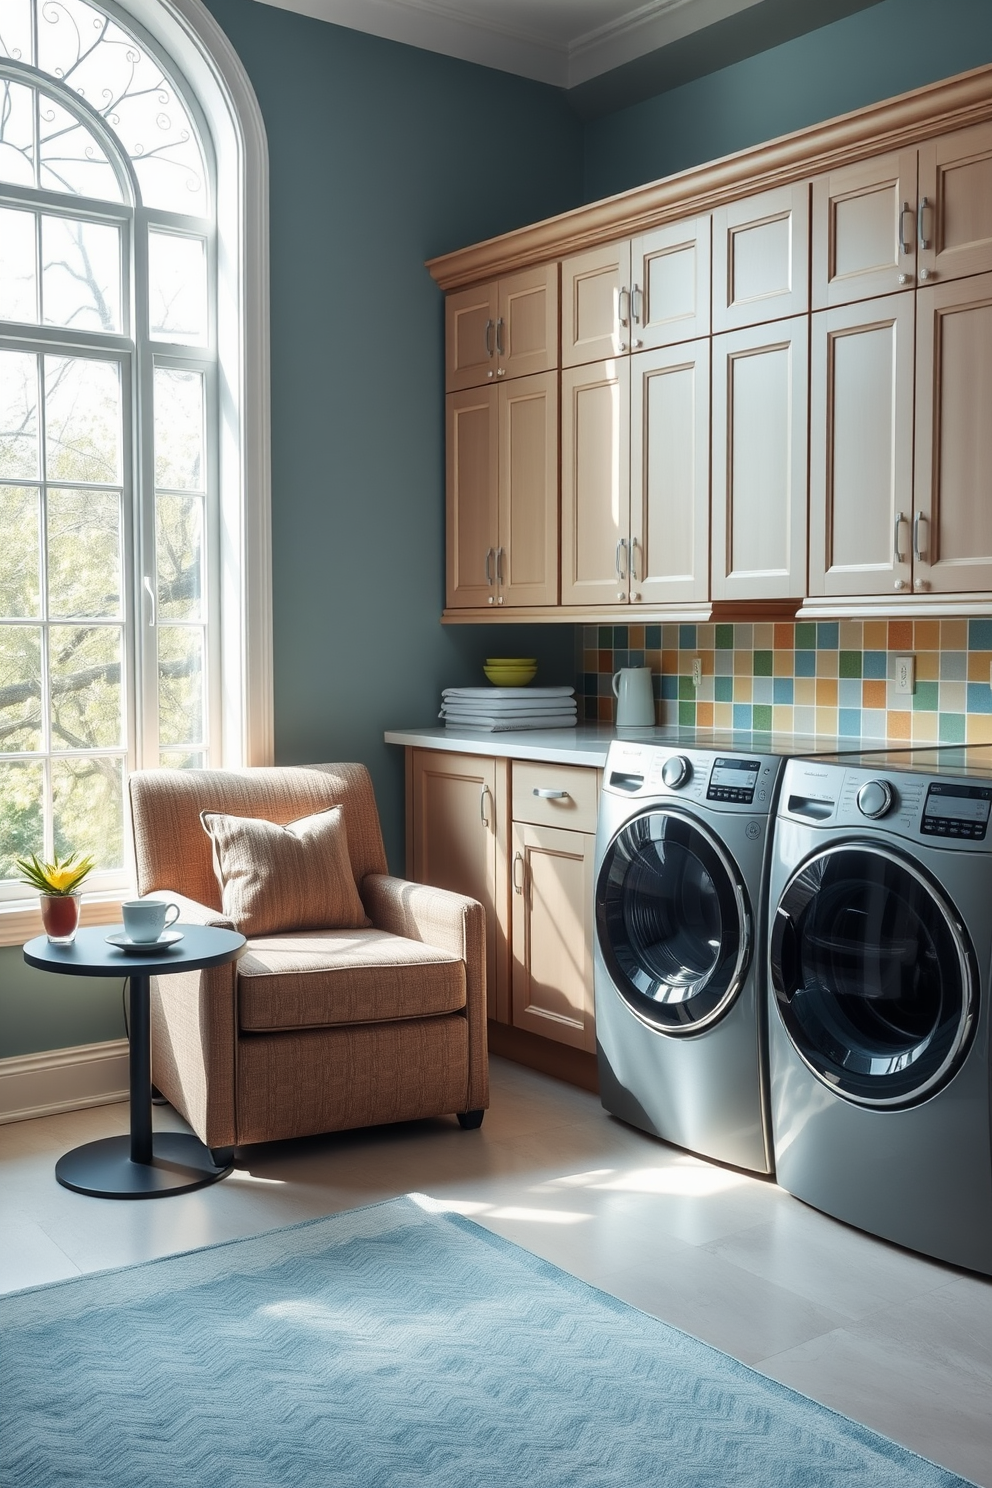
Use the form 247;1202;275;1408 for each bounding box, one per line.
122;899;180;944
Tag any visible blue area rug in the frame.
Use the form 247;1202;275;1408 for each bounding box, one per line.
2;1196;975;1487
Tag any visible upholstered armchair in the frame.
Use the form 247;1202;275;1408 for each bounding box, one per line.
128;764;488;1159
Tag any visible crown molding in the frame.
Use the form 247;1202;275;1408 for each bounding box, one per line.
566;0;763;87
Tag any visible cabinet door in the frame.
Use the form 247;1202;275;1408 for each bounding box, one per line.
498;370;559;608
809;294;915;598
445;388;499;609
561;358;630;607
510;822;595;1053
497;264;559;382
409;750;509;1024
711;316;808;601
712;184;809;332
918;122;992;285
812;150;918;309
630;340;710;607
630;216;710;349
445;281;497;391
561;240;631;367
915;272;992;594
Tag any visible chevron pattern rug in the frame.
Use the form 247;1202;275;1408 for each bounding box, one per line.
2;1196;974;1487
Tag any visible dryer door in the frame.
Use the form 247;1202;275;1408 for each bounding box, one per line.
596;808;751;1034
770;842;976;1107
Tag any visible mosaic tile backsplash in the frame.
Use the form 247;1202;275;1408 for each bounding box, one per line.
578;619;992;744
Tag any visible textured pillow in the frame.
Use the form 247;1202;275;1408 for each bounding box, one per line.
200;805;371;936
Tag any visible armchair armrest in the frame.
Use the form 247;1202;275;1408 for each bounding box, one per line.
144;889;235;931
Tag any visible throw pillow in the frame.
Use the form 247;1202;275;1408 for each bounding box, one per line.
200;804;371;936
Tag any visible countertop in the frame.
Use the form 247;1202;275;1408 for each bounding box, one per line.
384;724;876;768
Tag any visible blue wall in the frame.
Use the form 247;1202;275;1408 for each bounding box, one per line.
583;0;992;200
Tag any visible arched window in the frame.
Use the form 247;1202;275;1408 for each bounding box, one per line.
0;0;270;930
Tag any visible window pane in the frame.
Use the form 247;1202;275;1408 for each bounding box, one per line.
158;626;203;747
49;624;123;749
0;79;34;188
42;216;121;334
149;233;207;344
154;368;203;490
53;754;123;870
45;355;121;484
157;494;202;622
0;350;40;480
0;488;41;618
0;1;33;66
159;750;204;770
48;489;121;618
38;92;122;201
0;206;38;323
0;625;42;751
0;760;44;880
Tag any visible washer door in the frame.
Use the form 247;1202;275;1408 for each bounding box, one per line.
596;808;751;1034
770;843;976;1108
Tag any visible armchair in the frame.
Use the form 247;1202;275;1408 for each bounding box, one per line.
128;764;488;1155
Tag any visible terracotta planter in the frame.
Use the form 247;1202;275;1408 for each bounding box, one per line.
40;893;81;944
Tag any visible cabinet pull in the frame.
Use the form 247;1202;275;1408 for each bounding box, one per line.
615;537;628;580
631;282;641;325
917;196;930;250
480;784;492;828
629;536;639;581
533;787;569;799
484;318;494;357
913;511;927;561
495;546;504;586
893;511;906;564
618;286;630;328
899;202;914;256
495;317;504;356
485;546;495;587
512;852;525;894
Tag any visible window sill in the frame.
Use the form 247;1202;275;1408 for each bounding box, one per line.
0;896;129;950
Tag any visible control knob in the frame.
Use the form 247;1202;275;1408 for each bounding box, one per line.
662;755;692;789
857;779;894;819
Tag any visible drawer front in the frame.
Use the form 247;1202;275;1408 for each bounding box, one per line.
512;762;599;832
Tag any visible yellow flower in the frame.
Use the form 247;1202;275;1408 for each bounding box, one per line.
15;851;96;896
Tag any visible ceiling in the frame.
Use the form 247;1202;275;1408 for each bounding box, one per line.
254;0;884;107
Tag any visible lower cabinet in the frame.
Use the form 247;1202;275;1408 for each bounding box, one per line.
405;748;600;1062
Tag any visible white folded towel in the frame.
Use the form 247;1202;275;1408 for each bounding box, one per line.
442;686;575;701
441;698;576;716
443;714;578;732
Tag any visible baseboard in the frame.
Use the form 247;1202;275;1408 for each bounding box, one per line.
0;1039;129;1125
487;1021;599;1094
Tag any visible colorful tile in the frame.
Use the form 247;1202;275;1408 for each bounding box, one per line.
839;651;862;678
733;703;752;729
794;622;816;650
939;650;966;681
912;680;939;712
714;675;733;703
863;651;887;679
715;624;734;650
916;651;939;682
795;649;816;677
914;619;940;651
753;650;773;676
816;622;839;650
752;705;772;731
678;700;696;724
815;678;838;707
887;710;912;739
888;620;913;650
862;679;887;710
969;619;992;650
773;649;794;676
773;678;794;705
938;712;966;743
940;620;967;650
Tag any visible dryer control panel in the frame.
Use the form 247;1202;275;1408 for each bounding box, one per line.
779;759;992;851
603;742;780;814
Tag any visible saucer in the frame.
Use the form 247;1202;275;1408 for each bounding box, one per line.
106;929;184;953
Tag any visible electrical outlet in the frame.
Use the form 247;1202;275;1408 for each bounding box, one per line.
895;654;916;695
692;657;702;689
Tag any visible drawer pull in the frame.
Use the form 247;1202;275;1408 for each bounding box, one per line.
533;788;570;799
512;852;525;894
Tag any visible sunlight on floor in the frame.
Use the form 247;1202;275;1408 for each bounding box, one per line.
534;1161;752;1197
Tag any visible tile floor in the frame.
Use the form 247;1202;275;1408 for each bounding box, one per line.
3;1057;992;1486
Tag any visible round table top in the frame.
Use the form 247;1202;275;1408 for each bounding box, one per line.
23;923;246;977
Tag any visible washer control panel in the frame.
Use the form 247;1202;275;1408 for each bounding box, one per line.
707;757;761;805
779;759;992;851
603;742;780;815
921;782;992;841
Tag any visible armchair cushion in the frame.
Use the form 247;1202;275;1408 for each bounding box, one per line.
200;804;371;936
236;929;465;1031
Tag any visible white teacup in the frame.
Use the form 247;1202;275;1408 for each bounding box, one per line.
122;899;180;944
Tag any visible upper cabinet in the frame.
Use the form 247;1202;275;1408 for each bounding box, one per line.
812;122;992;309
712;184;809;332
561;218;711;367
445;264;558;391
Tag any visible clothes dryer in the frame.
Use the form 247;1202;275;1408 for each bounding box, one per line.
767;747;992;1274
594;735;787;1174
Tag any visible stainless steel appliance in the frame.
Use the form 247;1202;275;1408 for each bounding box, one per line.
767;746;992;1274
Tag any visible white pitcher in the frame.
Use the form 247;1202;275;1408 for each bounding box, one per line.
612;667;654;727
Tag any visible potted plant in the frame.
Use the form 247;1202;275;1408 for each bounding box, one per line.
16;851;96;944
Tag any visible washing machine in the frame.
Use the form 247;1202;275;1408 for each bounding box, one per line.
767;746;992;1274
594;735;788;1174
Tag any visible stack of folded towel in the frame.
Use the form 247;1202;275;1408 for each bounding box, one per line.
440;686;577;732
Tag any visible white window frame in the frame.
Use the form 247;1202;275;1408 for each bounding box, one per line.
0;0;271;944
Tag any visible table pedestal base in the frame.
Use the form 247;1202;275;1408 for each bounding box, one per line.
55;1133;232;1199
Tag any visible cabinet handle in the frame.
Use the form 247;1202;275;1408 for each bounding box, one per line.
899;202;914;256
631;282;641;325
495;546;504;586
495;317;504;356
917;196;930;250
629;536;639;581
913;510;927;561
485;546;495;587
533;787;569;799
480;784;492;828
615;537;628;580
484;318;494;357
512;852;525;894
893;511;906;564
618;285;630;328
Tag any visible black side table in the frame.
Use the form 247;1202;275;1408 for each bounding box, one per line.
24;924;245;1200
